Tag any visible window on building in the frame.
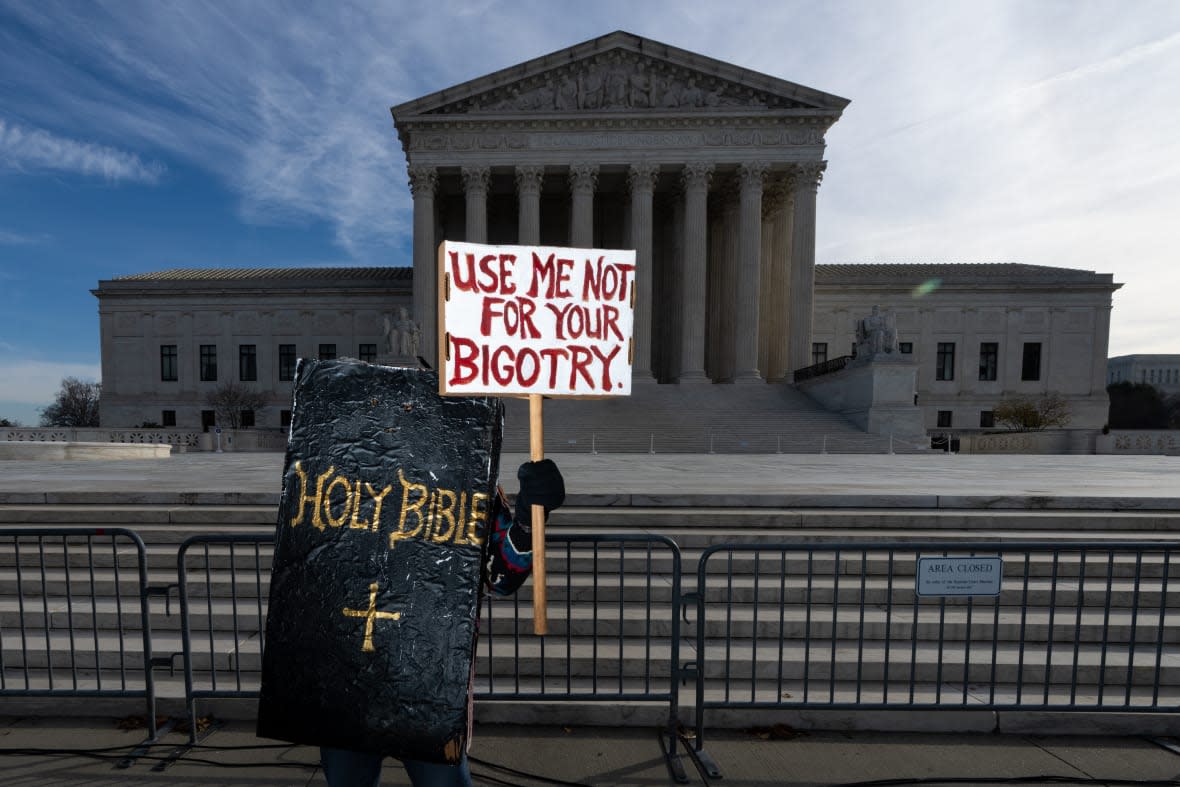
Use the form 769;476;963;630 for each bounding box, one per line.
162;410;176;427
279;344;296;381
199;345;218;382
978;342;998;381
280;409;292;429
358;343;377;363
811;342;828;365
240;409;255;429
160;345;178;382
899;342;913;354
936;343;955;381
201;410;216;432
319;343;337;361
239;344;257;382
937;410;953;428
1021;342;1042;381
980;410;995;428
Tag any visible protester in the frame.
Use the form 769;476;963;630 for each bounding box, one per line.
319;458;565;787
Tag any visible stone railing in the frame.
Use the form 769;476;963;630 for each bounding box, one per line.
937;429;1098;455
2;427;203;448
1096;430;1180;456
792;355;853;383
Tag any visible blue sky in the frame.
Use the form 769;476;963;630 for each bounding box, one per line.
2;0;1179;424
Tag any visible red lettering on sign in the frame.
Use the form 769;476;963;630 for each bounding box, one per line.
527;252;575;299
602;304;623;341
450;251;518;294
449;336;480;385
449;251;478;293
539;347;568;389
569;345;594;390
490;345;514;386
527;253;555;298
591;344;622;390
481;296;541;338
581;257;637;302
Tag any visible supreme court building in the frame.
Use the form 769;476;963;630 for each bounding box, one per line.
93;32;1120;446
392;31;842;384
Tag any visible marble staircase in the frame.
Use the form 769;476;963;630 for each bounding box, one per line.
499;381;928;454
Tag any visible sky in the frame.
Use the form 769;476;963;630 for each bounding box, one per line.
1;0;1179;425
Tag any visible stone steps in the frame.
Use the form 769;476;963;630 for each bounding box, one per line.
497;383;925;455
3;499;1177;730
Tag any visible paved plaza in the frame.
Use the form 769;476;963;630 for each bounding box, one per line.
2;451;1180;508
2;716;1180;786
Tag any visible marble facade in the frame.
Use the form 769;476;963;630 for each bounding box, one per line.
390;31;847;383
88;33;1122;442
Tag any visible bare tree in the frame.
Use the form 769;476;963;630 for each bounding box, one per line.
0;417;21;427
993;392;1071;431
204;382;269;429
40;377;101;427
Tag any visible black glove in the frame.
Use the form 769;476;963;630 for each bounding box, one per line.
513;459;565;532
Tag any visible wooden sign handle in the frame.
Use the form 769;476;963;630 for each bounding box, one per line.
529;394;547;636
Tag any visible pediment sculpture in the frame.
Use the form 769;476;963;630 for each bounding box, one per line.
428;51;806;115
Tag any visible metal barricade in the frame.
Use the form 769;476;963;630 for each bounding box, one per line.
0;527;157;739
176;533;272;740
477;534;686;781
174;532;687;781
685;541;1180;779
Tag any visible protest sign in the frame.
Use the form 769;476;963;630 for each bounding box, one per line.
439;241;636;397
258;360;503;763
438;240;636;634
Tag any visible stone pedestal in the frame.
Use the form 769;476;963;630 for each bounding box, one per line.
796;358;925;438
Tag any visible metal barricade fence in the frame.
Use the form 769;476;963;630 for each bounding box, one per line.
685;541;1180;779
477;534;685;779
176;533;272;741
174;532;687;779
0;527;157;739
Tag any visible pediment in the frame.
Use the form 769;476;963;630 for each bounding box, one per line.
392;31;849;120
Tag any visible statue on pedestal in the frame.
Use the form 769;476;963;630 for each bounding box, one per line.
854;305;898;362
382;307;421;361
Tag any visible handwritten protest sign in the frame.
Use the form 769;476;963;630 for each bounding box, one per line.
438;240;635;634
439;241;636;397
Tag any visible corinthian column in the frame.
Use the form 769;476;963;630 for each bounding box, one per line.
733;161;769;383
787;161;826;379
767;186;795;381
568;163;598;247
678;162;713;382
461;166;490;244
515;165;544;245
408;165;438;363
628;162;659;382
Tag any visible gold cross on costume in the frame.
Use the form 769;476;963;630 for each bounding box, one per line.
341;583;402;653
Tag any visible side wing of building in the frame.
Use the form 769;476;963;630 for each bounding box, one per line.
92;267;412;430
813;263;1121;432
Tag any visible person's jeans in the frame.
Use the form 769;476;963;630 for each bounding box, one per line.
320;746;473;787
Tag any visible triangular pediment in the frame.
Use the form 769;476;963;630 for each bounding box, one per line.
392;31;849;119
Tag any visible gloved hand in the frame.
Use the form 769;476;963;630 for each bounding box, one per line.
513;459;565;532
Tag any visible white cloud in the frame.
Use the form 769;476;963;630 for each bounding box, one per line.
0;359;101;423
2;1;1180;353
0;228;48;246
0;119;165;183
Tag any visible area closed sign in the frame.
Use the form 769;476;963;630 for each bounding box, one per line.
439;241;636;398
916;556;1003;597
